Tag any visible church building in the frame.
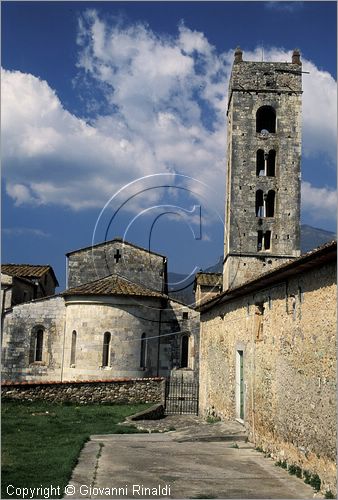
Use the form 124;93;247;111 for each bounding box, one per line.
2;239;199;383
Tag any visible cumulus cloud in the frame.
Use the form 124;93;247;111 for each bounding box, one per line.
1;10;336;228
301;181;337;222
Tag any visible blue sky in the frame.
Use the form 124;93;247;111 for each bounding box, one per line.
2;1;337;291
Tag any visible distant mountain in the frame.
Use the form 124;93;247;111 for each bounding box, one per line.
300;224;336;254
168;225;336;305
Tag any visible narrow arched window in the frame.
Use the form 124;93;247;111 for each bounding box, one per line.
35;329;43;362
256;106;276;133
102;332;111;367
181;335;189;368
267;150;276;176
266;190;275;217
255;190;264;217
70;330;77;366
256;150;265;176
140;333;147;369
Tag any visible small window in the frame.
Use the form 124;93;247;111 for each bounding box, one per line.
257;231;263;251
256;150;265;176
70;330;77;366
182;312;189;320
267;150;276;176
35;329;43;362
257;231;271;251
256;106;276;133
265;190;275;217
264;231;271;250
256;190;264;217
102;332;111;367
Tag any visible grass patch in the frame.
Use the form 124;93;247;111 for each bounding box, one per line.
324;491;335;499
2;398;150;499
206;416;221;424
275;460;287;469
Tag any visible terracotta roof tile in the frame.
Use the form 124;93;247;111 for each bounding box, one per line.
62;274;165;298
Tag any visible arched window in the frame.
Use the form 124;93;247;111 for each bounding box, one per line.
140;333;147;369
180;335;189;368
70;330;77;366
102;332;111;367
265;190;275;217
255;190;264;217
267;150;276;176
35;329;43;362
256;106;276;133
256;150;265;176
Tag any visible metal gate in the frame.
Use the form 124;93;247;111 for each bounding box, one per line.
165;376;199;415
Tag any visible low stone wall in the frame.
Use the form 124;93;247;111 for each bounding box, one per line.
1;378;166;405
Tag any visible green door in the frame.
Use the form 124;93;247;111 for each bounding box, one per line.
239;351;244;420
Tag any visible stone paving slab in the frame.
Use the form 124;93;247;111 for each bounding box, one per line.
65;418;321;500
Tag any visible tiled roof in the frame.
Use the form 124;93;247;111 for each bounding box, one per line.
62;274;165;298
195;272;223;287
1;264;59;285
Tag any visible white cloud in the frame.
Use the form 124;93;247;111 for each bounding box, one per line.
1;11;336;228
3;227;50;238
265;2;304;13
301;181;337;222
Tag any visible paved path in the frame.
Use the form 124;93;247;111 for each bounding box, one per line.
65;417;320;499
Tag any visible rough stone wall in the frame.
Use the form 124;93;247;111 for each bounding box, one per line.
195;285;221;306
67;240;166;292
2;378;165;404
199;261;336;492
2;297;66;382
224;59;302;291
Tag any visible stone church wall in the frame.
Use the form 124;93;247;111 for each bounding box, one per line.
2;296;66;382
67;240;166;292
62;296;164;381
199;260;336;492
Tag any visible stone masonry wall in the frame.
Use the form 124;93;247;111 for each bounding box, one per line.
67;240;166;292
2;378;166;404
2;296;66;382
199;260;336;493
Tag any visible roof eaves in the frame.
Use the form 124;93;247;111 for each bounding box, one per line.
197;240;337;313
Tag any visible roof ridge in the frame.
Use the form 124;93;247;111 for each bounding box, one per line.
66;238;166;258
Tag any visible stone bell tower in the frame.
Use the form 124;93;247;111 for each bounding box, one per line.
223;48;302;291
